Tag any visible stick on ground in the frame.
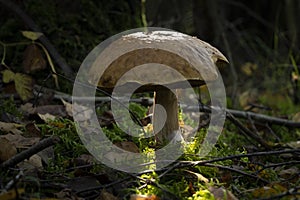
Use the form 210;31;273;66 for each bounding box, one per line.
0;136;60;169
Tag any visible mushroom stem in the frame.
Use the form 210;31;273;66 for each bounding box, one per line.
153;88;179;144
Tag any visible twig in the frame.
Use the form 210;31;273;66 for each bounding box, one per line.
0;136;61;169
182;104;300;128
0;0;74;76
180;149;300;167
203;163;269;184
256;161;300;172
76;176;131;195
33;81;300;129
226;112;271;149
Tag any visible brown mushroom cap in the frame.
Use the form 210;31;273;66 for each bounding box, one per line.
88;31;228;91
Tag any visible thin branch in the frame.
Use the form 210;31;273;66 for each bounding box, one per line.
180;149;300;167
0;136;61;169
226;112;271;149
203;163;269;184
182;104;300;128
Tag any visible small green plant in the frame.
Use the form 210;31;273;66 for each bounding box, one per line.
0;96;23;120
39;118;87;171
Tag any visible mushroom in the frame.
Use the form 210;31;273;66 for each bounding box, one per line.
88;30;228;144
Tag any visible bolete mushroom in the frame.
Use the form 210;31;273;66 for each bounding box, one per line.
88;30;228;144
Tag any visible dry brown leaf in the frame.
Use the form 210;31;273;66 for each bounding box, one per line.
25;122;42;137
0;138;17;162
115;141;140;153
22;44;47;73
38;113;56;121
72;103;93;121
20;103;36;114
61;99;73;117
96;190;119;200
0;133;40;149
0;121;23;135
55;188;84;200
37;146;54;166
279;167;299;179
73;154;95;166
18;154;43;170
21;103;67;119
209;187;238;200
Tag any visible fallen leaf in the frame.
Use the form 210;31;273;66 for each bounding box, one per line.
38;113;56;121
184;170;209;183
37;146;54;166
55;188;84;200
22;44;47;73
2;69;15;83
18;154;43;170
21;31;43;41
61;99;73;117
25;122;42;137
72;103;93;121
209;187;238;200
73;154;95;166
20;103;36;114
115;141;140;153
14;72;34;101
96;190;119;200
0;121;23;135
0;133;40;148
0;138;17;162
21;103;67;119
279;167;299;179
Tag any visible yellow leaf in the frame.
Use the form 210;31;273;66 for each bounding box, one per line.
21;31;43;41
2;69;15;83
14;73;33;101
241;62;258;76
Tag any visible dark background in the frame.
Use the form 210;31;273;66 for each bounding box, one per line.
1;0;299;107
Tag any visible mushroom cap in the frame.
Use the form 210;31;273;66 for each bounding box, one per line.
88;30;228;92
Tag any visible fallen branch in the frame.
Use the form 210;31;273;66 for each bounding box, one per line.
0;136;61;169
0;0;74;76
226;112;272;149
182;104;300;128
31;84;300;129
